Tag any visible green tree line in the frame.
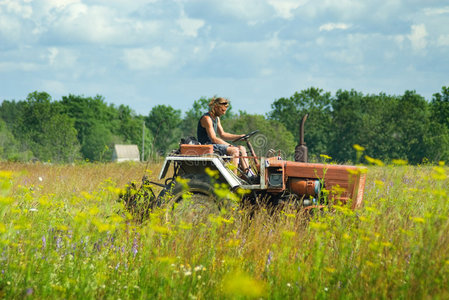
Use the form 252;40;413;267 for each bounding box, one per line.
1;87;448;164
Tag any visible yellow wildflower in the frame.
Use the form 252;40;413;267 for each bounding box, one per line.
320;154;332;160
0;196;13;205
89;207;100;216
227;239;241;247
222;271;266;298
205;167;219;179
151;225;171;234
410;216;425;224
431;166;447;180
365;155;384;166
391;159;408;166
374;180;384;186
353;144;365;152
310;222;328;230
0;171;13;179
282;231;296;238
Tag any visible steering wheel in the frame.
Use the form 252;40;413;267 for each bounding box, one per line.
232;130;259;143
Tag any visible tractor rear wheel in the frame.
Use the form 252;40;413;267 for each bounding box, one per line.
158;175;220;224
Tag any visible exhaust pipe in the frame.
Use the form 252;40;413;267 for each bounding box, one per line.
294;114;308;162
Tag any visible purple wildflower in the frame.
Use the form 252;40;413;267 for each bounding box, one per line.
266;251;273;268
56;236;62;249
132;238;138;257
42;236;46;249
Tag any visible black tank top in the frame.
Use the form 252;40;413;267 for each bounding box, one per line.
197;112;218;144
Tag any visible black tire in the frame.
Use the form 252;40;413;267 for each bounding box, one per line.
158;175;220;224
157;175;214;203
171;177;215;202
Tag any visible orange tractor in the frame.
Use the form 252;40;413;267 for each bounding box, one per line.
150;114;366;211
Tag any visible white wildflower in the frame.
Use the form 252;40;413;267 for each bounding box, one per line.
194;265;203;272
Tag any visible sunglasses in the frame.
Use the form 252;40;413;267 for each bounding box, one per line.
218;102;229;107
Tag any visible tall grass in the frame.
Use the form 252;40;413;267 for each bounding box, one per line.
1;161;448;299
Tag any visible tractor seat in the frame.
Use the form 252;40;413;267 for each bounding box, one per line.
180;144;213;156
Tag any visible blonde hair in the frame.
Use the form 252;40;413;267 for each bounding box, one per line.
208;96;229;111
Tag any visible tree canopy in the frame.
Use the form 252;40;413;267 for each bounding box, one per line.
1;87;448;164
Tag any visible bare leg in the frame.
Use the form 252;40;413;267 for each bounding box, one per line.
238;145;250;171
227;146;240;174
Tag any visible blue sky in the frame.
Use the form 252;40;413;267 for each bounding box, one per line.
1;0;448;115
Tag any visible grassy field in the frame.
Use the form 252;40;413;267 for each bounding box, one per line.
1;161;448;299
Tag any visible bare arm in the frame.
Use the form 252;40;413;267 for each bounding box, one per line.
216;118;244;141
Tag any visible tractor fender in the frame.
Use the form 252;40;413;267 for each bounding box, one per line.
158;155;243;188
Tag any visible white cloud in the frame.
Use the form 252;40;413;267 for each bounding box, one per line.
0;0;163;46
394;35;405;49
1;0;449;114
0;61;39;72
122;47;174;71
0;0;36;45
424;6;449;15
50;4;123;44
319;23;351;32
438;34;449;46
177;13;205;38
213;0;271;22
44;47;78;69
42;79;67;95
325;48;363;65
267;0;307;19
260;68;273;76
0;0;33;18
41;0;80;10
0;15;22;44
308;0;366;20
408;24;428;52
47;48;59;65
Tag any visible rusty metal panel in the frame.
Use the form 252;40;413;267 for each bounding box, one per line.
351;171;367;209
285;161;366;207
180;144;213;155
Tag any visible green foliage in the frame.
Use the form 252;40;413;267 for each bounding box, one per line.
222;113;296;157
146;105;182;156
0;112;34;162
180;97;210;137
330;90;398;162
330;90;431;164
12;92;81;163
391;91;430;164
431;86;449;127
0;100;25;132
60;95;153;162
60;94;118;161
0;92;155;163
115;105;153;160
268;87;333;158
427;87;449;162
41;114;81;162
269;87;447;164
81;123;114;161
0;119;25;161
2;86;449;163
